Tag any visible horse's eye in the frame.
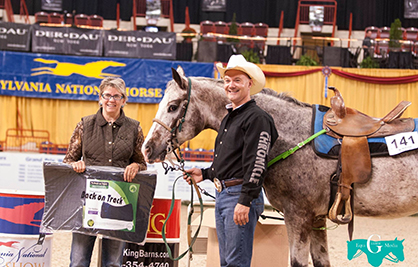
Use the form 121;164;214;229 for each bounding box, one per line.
168;105;178;113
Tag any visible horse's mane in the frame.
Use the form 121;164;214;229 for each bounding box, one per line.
191;76;225;87
186;77;311;108
258;88;311;108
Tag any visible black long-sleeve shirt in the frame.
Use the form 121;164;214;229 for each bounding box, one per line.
202;100;278;207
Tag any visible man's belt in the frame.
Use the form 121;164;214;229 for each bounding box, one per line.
213;178;244;193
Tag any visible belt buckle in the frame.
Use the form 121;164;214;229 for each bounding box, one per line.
213;178;222;193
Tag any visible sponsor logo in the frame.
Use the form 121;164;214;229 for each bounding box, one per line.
129;185;138;193
0;241;19;249
0;202;44;228
347;235;405;266
0;27;28;35
107;35;174;44
31;58;126;79
35;30;100;40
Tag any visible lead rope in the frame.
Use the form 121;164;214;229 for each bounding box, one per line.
161;151;204;262
159;78;206;262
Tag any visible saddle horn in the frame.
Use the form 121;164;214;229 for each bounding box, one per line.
329;86;346;119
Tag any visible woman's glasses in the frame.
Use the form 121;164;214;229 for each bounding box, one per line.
102;94;124;101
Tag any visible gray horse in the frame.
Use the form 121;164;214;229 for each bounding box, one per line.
142;67;418;267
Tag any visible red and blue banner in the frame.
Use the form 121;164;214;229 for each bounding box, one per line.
0;51;214;103
0;193;44;235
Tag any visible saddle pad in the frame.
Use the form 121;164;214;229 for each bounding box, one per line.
311;104;418;159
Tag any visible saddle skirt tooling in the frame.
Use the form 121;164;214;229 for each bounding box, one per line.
312;87;415;225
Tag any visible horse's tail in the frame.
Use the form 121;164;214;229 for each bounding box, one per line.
34;58;59;64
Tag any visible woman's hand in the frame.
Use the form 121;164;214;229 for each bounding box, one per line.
124;163;140;182
71;160;85;173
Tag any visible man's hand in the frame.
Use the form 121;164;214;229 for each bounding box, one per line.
234;203;250;226
183;168;203;185
124;163;140;182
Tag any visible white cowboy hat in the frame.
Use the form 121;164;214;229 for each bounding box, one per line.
216;54;265;95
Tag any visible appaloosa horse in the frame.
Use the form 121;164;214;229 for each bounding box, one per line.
142;67;418;267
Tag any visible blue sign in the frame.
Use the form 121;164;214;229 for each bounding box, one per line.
0;51;214;103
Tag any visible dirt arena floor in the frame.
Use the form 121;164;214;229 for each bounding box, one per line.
51;205;418;267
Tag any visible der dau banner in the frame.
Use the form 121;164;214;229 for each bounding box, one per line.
0;21;31;52
104;30;176;60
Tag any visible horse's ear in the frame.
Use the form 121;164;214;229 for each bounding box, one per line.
171;67;188;91
176;66;185;76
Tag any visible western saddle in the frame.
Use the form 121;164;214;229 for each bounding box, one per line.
324;87;414;224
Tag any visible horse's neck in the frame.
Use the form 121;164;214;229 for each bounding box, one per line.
199;80;229;131
254;94;313;145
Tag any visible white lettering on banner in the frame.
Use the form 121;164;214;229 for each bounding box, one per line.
108;35;138;42
385;131;418;156
0;27;28;35
35;30;63;38
68;32;100;40
123;248;170;259
35;30;100;40
249;131;271;184
107;35;174;44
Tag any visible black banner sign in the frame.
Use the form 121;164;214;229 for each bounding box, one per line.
202;0;227;12
41;0;63;12
405;0;418;18
104;30;176;60
31;24;103;56
0;22;31;52
104;30;140;58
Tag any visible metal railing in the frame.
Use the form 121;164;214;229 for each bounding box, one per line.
3;128;68;154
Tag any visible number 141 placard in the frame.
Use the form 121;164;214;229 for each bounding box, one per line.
385;131;418;156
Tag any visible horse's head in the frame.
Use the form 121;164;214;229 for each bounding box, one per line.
346;240;363;260
142;66;225;163
390;238;405;261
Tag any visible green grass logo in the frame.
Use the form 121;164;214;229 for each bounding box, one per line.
129;184;138;193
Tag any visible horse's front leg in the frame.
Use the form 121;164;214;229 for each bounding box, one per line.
284;210;313;267
310;216;331;267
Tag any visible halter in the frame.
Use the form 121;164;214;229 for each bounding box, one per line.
152;77;206;262
152;77;192;161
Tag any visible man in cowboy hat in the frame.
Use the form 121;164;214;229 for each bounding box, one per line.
184;54;278;267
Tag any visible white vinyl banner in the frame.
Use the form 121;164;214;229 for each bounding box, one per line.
0;152;215;202
0;152;275;204
0;234;52;267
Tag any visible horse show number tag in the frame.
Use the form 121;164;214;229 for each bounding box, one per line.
385;132;418;156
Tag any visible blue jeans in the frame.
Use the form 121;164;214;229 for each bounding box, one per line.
70;232;125;267
215;184;264;267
